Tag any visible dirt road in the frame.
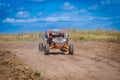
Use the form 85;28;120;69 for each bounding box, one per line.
0;41;120;80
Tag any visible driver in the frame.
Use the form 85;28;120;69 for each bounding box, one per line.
48;32;53;45
49;32;53;38
58;33;64;38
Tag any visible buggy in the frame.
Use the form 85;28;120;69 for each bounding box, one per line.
39;29;74;55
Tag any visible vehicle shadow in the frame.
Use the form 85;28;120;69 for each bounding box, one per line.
48;52;66;55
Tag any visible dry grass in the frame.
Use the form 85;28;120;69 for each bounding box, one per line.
67;29;120;42
0;30;120;42
0;32;43;41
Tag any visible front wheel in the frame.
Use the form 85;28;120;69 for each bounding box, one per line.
44;44;49;55
69;44;74;55
39;43;43;51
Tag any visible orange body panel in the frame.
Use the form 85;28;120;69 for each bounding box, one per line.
49;43;69;51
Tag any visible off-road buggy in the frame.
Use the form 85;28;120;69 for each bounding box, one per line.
39;29;74;55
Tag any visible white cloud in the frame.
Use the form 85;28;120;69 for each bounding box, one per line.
60;2;77;10
45;13;111;22
88;4;98;10
3;18;42;23
46;17;58;21
16;11;30;18
29;0;45;2
37;12;43;17
46;16;75;22
101;0;110;6
0;3;10;7
3;18;15;23
3;11;111;23
17;7;25;11
3;16;74;23
116;16;120;18
3;15;94;23
79;8;88;13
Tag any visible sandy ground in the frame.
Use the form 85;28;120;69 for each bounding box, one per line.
0;50;42;80
0;41;120;80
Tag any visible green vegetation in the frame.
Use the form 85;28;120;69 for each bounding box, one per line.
34;70;41;77
0;29;120;42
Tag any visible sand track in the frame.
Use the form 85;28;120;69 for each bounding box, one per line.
0;41;120;80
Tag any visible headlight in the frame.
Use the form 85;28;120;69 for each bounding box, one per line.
62;39;66;42
53;38;56;42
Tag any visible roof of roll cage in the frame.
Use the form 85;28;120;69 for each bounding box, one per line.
46;29;66;33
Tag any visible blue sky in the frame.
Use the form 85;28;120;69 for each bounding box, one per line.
0;0;120;33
